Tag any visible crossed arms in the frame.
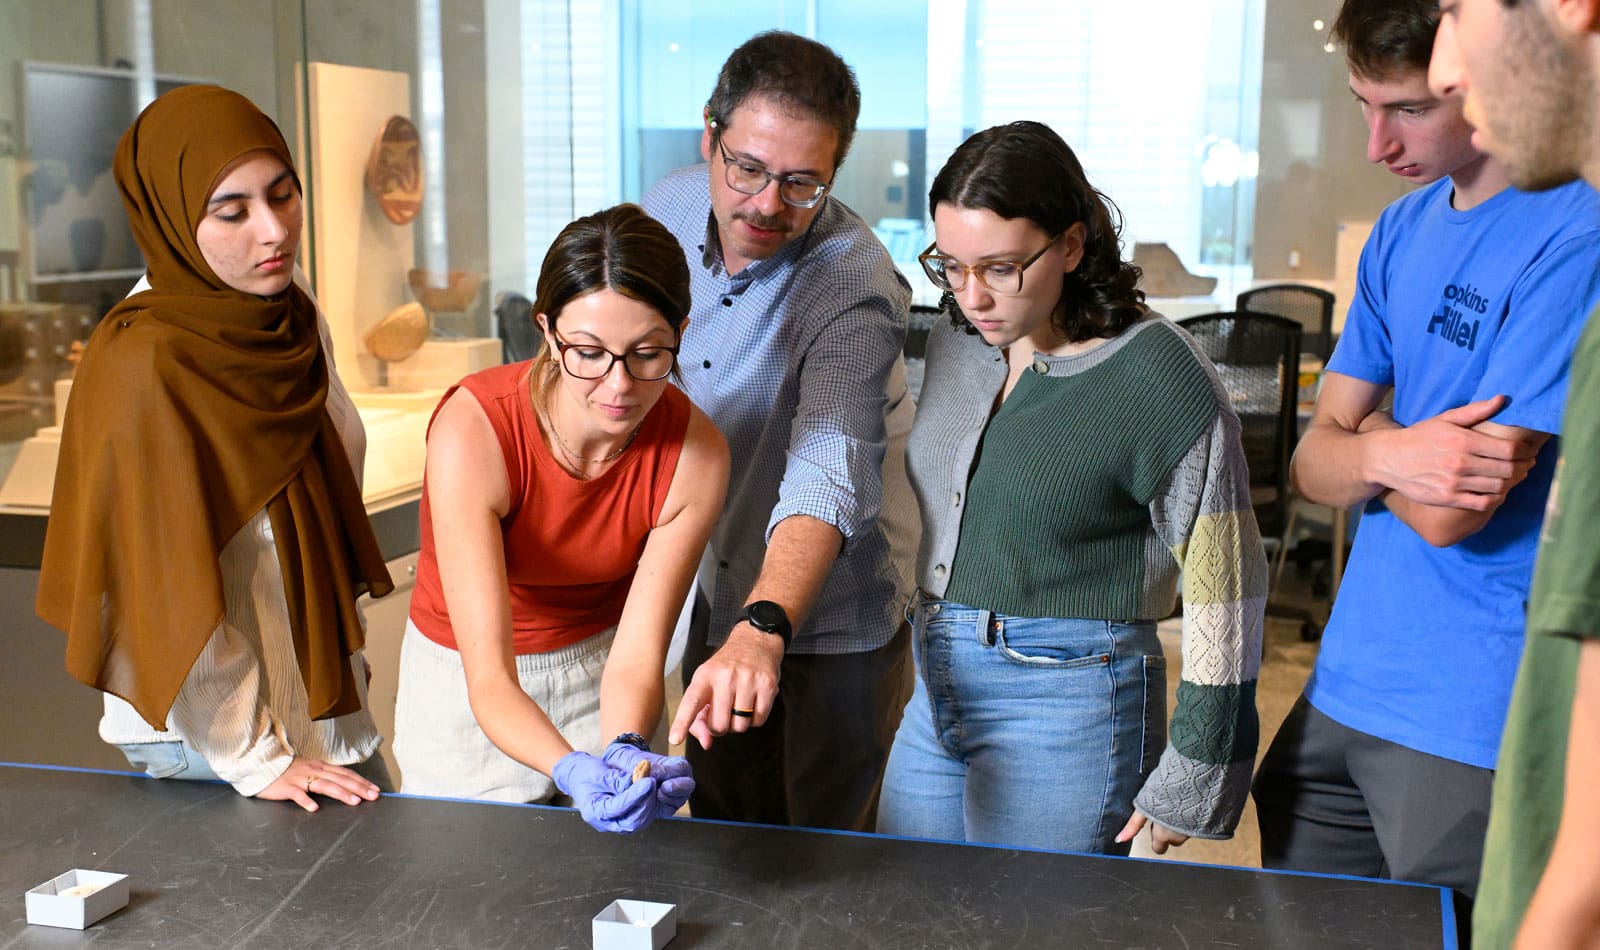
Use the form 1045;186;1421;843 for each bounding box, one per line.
1292;372;1549;546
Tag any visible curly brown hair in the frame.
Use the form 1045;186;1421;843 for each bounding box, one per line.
929;121;1146;343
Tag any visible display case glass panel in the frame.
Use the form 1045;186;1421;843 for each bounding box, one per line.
2;0;1296;516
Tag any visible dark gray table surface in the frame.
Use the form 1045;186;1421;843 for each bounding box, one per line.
0;763;1452;949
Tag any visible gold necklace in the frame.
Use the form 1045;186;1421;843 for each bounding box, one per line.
551;420;641;465
548;399;643;472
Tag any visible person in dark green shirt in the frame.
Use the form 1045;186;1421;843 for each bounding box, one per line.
1431;2;1600;945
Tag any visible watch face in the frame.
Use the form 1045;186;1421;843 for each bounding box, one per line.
746;601;787;632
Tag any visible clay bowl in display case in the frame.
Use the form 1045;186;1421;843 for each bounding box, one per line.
408;269;481;313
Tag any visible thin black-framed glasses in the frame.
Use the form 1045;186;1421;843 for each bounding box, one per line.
551;333;679;381
917;233;1061;296
715;137;832;209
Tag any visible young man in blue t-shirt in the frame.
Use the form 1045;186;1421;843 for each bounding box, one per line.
1250;0;1600;919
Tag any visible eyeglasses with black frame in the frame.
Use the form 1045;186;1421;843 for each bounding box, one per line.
550;333;679;381
917;233;1062;296
715;136;833;209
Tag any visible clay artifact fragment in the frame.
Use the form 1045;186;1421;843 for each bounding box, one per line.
364;301;430;362
631;760;651;783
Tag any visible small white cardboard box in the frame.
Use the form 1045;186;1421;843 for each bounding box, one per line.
592;898;676;950
25;869;130;930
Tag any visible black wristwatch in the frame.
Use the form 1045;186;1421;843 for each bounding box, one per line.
738;600;792;649
612;732;650;751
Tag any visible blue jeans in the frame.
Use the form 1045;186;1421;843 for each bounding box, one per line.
114;741;394;792
877;596;1166;855
115;740;220;781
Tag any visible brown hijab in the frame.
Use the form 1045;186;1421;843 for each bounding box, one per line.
36;85;393;730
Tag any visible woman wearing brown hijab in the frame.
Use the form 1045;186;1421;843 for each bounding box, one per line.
36;85;394;812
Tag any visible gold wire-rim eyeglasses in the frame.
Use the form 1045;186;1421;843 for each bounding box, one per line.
917;233;1061;296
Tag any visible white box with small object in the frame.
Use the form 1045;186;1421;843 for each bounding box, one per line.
25;868;130;929
592;898;676;950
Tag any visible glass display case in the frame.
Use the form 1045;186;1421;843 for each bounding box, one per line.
2;0;1406;784
1;0;1333;531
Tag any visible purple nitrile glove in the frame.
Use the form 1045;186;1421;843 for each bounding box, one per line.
550;751;658;834
601;740;695;819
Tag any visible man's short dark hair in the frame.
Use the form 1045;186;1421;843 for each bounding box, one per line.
705;31;861;170
1332;0;1440;80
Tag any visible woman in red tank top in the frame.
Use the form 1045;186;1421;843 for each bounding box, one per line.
393;205;729;833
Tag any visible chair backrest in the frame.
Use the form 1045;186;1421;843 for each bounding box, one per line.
1176;310;1302;536
906;304;941;360
1236;283;1334;361
495;291;539;363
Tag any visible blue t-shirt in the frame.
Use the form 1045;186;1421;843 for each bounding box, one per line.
1309;176;1600;769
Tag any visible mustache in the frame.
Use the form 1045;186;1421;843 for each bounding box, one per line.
735;209;787;232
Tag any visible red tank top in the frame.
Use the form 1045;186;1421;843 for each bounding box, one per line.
409;361;691;654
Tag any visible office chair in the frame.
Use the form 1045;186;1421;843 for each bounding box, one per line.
495;291;539;363
1178;310;1322;640
1237;283;1336;362
906;304;942;360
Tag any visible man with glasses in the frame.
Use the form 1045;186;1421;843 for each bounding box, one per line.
1249;0;1600;926
641;31;917;832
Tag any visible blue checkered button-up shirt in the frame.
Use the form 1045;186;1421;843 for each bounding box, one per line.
643;165;919;654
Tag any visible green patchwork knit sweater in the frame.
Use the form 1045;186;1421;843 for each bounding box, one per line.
908;316;1266;839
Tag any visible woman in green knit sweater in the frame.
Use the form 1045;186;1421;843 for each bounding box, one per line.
877;121;1266;855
